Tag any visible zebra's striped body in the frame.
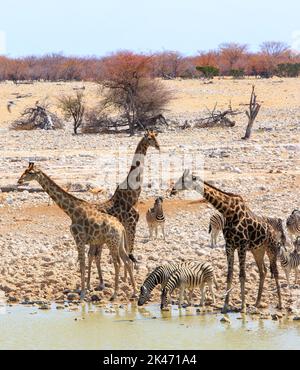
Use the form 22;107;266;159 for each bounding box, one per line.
138;261;197;306
279;245;300;288
146;197;166;240
161;262;218;309
286;210;300;241
208;212;225;248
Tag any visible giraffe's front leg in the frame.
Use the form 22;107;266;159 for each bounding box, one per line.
71;225;87;300
222;245;235;313
77;243;87;301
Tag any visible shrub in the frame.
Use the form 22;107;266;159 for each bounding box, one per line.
277;63;300;77
58;92;85;134
229;68;245;79
196;65;219;79
11;102;63;131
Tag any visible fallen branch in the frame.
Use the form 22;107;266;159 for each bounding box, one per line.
194;102;241;128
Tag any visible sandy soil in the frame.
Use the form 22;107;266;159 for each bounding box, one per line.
0;78;299;315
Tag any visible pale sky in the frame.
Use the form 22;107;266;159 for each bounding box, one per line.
0;0;299;56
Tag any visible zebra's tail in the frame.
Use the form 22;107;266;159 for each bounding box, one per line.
208;223;212;234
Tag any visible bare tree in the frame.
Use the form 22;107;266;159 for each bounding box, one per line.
58;92;85;134
260;41;290;57
242;86;261;140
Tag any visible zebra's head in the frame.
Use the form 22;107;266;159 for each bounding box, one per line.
138;285;150;306
160;288;168;310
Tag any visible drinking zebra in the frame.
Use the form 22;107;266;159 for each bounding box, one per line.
161;262;218;309
138;261;198;306
208;212;225;248
286;210;300;242
146;197;166;240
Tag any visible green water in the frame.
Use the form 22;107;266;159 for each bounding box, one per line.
0;304;299;350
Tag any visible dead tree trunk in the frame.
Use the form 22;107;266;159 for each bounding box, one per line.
242;85;261;140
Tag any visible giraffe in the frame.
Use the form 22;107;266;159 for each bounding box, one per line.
170;170;283;313
17;163;136;301
87;130;160;290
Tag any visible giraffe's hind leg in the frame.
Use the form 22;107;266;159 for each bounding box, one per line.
252;248;266;308
87;246;95;291
238;247;247;313
267;249;282;309
95;246;105;291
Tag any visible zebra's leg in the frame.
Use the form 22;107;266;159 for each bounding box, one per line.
188;289;193;306
211;232;216;248
222;245;235;313
162;224;166;240
178;287;184;309
155;225;158;240
284;268;291;289
252;248;266;308
295;268;298;285
209;281;216;305
200;284;205;307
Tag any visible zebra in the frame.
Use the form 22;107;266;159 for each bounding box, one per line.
265;217;287;246
146;197;166;240
161;262;218;309
138;261;198;306
279;244;300;288
286;210;300;242
208;212;225;248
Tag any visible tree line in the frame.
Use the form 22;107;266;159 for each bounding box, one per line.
1;41;300;82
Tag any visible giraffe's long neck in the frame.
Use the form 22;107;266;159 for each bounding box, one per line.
111;138;149;207
196;181;245;218
36;171;85;218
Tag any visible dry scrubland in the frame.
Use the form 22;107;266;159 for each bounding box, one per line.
0;78;299;315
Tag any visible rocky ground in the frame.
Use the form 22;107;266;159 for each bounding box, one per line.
0;78;299;317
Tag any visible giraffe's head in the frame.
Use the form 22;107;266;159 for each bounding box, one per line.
170;169;198;196
17;162;40;185
143;130;160;151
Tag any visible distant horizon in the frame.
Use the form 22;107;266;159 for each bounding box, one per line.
0;0;299;57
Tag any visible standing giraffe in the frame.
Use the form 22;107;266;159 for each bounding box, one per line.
170;170;283;313
87;130;160;290
17;163;136;301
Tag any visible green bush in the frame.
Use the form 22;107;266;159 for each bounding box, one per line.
229;68;245;79
196;65;219;79
277;63;300;77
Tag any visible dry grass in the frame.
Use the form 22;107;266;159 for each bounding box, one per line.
1;78;300;128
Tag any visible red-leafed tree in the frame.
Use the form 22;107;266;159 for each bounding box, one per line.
98;51;172;135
